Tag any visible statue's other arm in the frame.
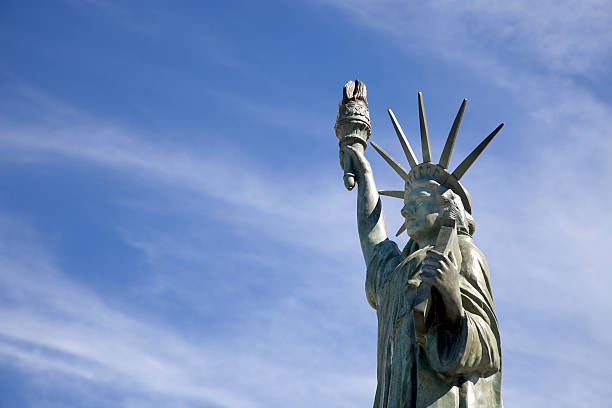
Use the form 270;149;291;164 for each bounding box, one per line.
426;241;501;377
342;144;389;265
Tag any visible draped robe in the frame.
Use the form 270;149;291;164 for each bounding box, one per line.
366;234;502;408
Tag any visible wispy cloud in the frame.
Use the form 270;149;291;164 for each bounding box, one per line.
0;209;376;407
0;84;359;257
0;84;379;406
0;214;255;407
320;0;612;76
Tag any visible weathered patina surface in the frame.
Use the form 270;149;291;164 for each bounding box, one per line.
336;80;503;407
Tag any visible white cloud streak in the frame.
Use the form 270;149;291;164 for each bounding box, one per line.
0;212;375;407
0;86;357;258
0;85;379;407
319;0;612;76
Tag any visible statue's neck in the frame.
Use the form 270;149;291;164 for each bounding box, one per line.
416;239;435;249
413;234;437;249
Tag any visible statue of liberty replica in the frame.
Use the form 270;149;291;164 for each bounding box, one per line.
335;80;503;407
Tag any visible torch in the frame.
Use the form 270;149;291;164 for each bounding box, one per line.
335;79;371;190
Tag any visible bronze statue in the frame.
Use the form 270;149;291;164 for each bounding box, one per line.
335;80;503;407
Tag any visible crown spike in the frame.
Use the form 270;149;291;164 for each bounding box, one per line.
439;99;467;169
452;123;504;180
370;141;411;181
379;190;405;199
395;222;407;237
388;109;419;168
418;92;432;163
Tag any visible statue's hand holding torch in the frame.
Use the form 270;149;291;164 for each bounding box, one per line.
335;79;371;190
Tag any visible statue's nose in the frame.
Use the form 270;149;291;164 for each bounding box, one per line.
401;203;413;219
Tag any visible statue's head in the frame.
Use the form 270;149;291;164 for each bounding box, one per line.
372;93;502;240
401;178;474;243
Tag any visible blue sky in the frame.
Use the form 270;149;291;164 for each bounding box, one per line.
0;1;611;407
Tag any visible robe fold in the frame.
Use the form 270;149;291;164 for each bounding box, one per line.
366;235;502;408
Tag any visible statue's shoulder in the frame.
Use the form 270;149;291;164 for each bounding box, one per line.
367;239;403;278
458;235;491;282
393;243;432;280
459;235;491;297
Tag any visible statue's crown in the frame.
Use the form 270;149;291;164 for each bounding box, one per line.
373;92;504;235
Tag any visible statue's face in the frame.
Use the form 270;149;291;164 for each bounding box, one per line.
401;180;443;244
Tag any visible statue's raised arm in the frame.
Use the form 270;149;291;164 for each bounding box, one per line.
335;79;388;264
334;81;505;408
